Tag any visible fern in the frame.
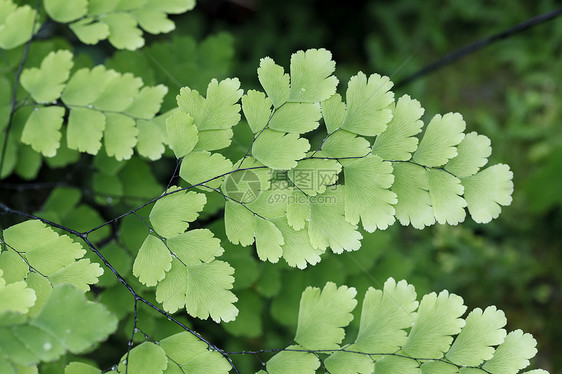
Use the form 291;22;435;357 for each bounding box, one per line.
44;0;195;50
162;48;513;277
19;50;168;159
0;1;551;373
0;222;116;372
262;278;544;374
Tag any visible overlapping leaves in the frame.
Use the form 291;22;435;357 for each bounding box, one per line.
131;186;238;323
19;50;167;160
0;0;37;49
264;278;542;374
0;0;195;51
45;0;195;50
0;221;117;371
1;220;103;293
174;48;512;270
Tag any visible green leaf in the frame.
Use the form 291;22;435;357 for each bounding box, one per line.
273;216;323;269
324;350;372;374
103;13;144;50
43;187;82;217
125;85;168;119
104;113;138;160
224;200;255;246
321;94;346;133
0;4;36;49
32;284;117;353
179;151;233;188
446;306;507;366
0;272;36;314
44;131;80;169
482;330;538;374
166;111;198;158
286;189;311;230
0;250;29;283
155;258;186;313
372;94;424;160
222;157;269;203
246;189;287;219
177;78;243;131
159;332;231;373
353;278;418;352
402;290;467;359
374;356;419;374
287;158;341;196
0;0;16;25
93;72;143;112
167;229;223;265
421;361;459;374
427;170;467;225
344;155;397;232
66;108;106;154
21;106;65;157
44;0;87;22
308;187;363;253
48;259;104;292
254;218;284;263
3;220;103;291
252;129;310;169
295;282;357;350
0;327;33;365
69;18;110;45
86;0;117;15
340;72;394;136
269;102;321;133
15;145;42;180
118;342;167;374
288;48;338;103
21;50;74;103
413;113;466;167
266;345;320;374
3;220;57;251
0;323;65;365
144;0;196;13
132;235;172;286
193;129;233;151
62;66;116;106
149;186;206;238
61;205;110;244
258;57;290;108
391;162;435;229
462;164;513;223
185;260;238;322
445;132;492;178
25;272;52;317
132;9;175;34
65;362;100;374
321;130;371;158
24;234;85;275
242;89;272;133
136;120;166;160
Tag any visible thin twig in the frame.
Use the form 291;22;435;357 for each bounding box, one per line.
395;7;562;88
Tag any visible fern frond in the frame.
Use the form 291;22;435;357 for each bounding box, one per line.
162;48;516;269
19;52;168;160
264;278;546;374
